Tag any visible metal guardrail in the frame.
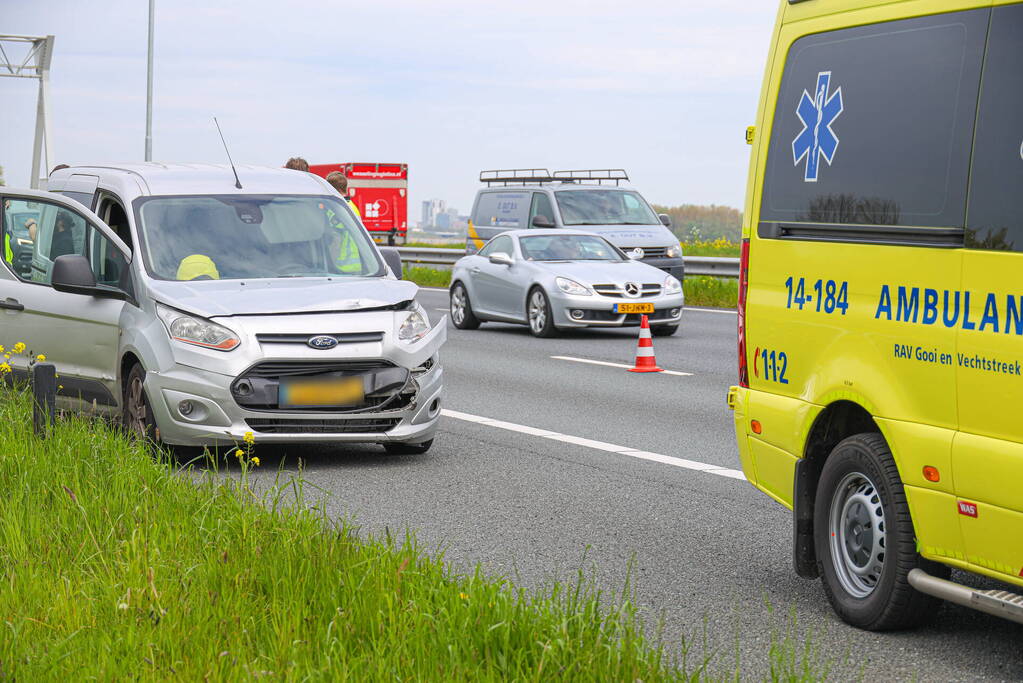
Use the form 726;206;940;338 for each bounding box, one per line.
394;247;740;278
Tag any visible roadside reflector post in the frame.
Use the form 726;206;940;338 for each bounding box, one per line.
32;362;56;438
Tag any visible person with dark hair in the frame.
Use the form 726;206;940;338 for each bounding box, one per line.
50;210;77;259
283;157;309;172
324;171;361;218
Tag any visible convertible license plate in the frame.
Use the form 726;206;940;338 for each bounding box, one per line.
279;376;364;408
615;302;655;314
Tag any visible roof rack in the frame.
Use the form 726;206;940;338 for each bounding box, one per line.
551;169;629;186
480;168;553;186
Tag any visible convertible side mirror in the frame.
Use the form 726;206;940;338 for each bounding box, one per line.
489;253;513;266
659;213;672;228
531;215;555;228
378;247;404;279
51;254;125;300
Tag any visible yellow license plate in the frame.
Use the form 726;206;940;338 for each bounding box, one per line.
615;303;655;314
279;377;364;408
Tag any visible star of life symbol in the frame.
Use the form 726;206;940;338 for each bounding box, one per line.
792;71;843;182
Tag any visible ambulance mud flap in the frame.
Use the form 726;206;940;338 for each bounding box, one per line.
908;569;1023;625
793;458;822;579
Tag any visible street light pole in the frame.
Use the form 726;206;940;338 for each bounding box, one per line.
144;0;154;161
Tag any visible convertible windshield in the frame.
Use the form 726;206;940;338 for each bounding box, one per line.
520;234;622;261
554;189;659;226
135;195;383;281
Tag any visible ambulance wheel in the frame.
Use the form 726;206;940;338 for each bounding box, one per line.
814;433;947;630
651;324;678;337
383;439;433;455
527;287;557;338
450;282;481;330
122;363;160;446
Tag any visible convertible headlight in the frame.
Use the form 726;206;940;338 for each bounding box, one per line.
398;308;431;342
555;277;592;296
665;242;682;259
663;275;683;295
156;304;240;351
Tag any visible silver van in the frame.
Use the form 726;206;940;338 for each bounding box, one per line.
0;164;445;454
466;169;684;281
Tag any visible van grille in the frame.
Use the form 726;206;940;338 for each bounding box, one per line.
622;246;668;258
242;360;395;378
245;418;401;434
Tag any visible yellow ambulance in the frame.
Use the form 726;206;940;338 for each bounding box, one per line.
729;0;1023;629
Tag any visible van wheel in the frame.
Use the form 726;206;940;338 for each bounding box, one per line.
814;433;946;630
527;288;557;338
122;363;160;444
450;282;481;329
383;439;433;455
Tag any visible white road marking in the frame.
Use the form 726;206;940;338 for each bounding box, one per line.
684;307;736;315
441;408;745;481
550;355;694;377
419;286;449;293
435;308;449;312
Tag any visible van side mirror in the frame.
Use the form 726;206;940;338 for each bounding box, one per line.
531;215;555;228
378;247;404;279
659;213;672;228
51;254;126;300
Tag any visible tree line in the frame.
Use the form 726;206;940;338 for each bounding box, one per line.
651;203;742;242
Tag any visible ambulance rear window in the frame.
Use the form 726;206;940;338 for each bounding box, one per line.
761;10;987;228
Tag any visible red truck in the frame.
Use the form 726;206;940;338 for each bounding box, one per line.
308;162;409;245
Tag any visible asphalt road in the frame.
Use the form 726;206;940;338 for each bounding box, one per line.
240;287;1023;681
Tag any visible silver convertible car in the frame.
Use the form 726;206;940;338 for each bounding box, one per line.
449;230;684;337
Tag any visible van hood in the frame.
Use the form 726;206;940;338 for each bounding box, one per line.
569;225;674;247
147;277;419;318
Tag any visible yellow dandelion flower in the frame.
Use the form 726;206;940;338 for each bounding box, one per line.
234;448;244;460
0;344;5;353
243;431;255;445
0;363;10;375
12;342;25;354
35;354;46;362
459;592;469;600
251;456;260;467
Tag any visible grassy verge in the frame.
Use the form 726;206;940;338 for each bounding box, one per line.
404;267;738;309
0;388;682;680
682;239;740;258
402;241;464;249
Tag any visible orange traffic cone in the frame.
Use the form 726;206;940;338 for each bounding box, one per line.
628;315;664;373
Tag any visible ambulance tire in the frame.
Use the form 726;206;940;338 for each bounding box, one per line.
450;282;481;330
814;432;948;631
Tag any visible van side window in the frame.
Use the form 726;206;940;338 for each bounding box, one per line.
98;196;133;252
966;4;1023;252
529;193;555;225
760;10;987;228
472;192;528;228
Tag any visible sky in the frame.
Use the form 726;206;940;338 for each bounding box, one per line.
2;1;779;217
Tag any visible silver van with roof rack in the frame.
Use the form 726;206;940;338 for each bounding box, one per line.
0;163;445;454
466;169;684;281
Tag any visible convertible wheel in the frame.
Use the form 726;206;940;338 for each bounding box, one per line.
814;433;947;630
122;363;160;444
450;282;481;330
527;288;557;338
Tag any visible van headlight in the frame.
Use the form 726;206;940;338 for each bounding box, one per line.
398;307;430;342
663;275;682;295
665;242;682;259
556;277;592;296
156;304;240;351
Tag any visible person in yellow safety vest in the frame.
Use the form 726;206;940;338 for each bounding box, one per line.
325;171;361;219
176;254;220;281
319;204;361;274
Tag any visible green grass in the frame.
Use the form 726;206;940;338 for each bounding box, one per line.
681;239;741;258
404;267;738;309
0;387;683;680
402;241;464;249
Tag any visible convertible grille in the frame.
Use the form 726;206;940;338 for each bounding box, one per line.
245;418;401;434
592;284;662;298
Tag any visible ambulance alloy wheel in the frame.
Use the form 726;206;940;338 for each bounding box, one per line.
450;282;481;330
813;433;947;630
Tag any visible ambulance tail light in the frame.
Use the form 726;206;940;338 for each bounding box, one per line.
737;238;750;388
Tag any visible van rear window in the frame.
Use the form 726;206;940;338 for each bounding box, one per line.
472;192;528;228
760;10;987;228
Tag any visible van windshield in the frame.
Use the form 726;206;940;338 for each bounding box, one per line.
134;195;384;281
554;190;659;226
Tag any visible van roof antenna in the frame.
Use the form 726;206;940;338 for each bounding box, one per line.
213;116;243;189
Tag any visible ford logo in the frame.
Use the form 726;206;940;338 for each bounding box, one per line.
307;335;338;350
